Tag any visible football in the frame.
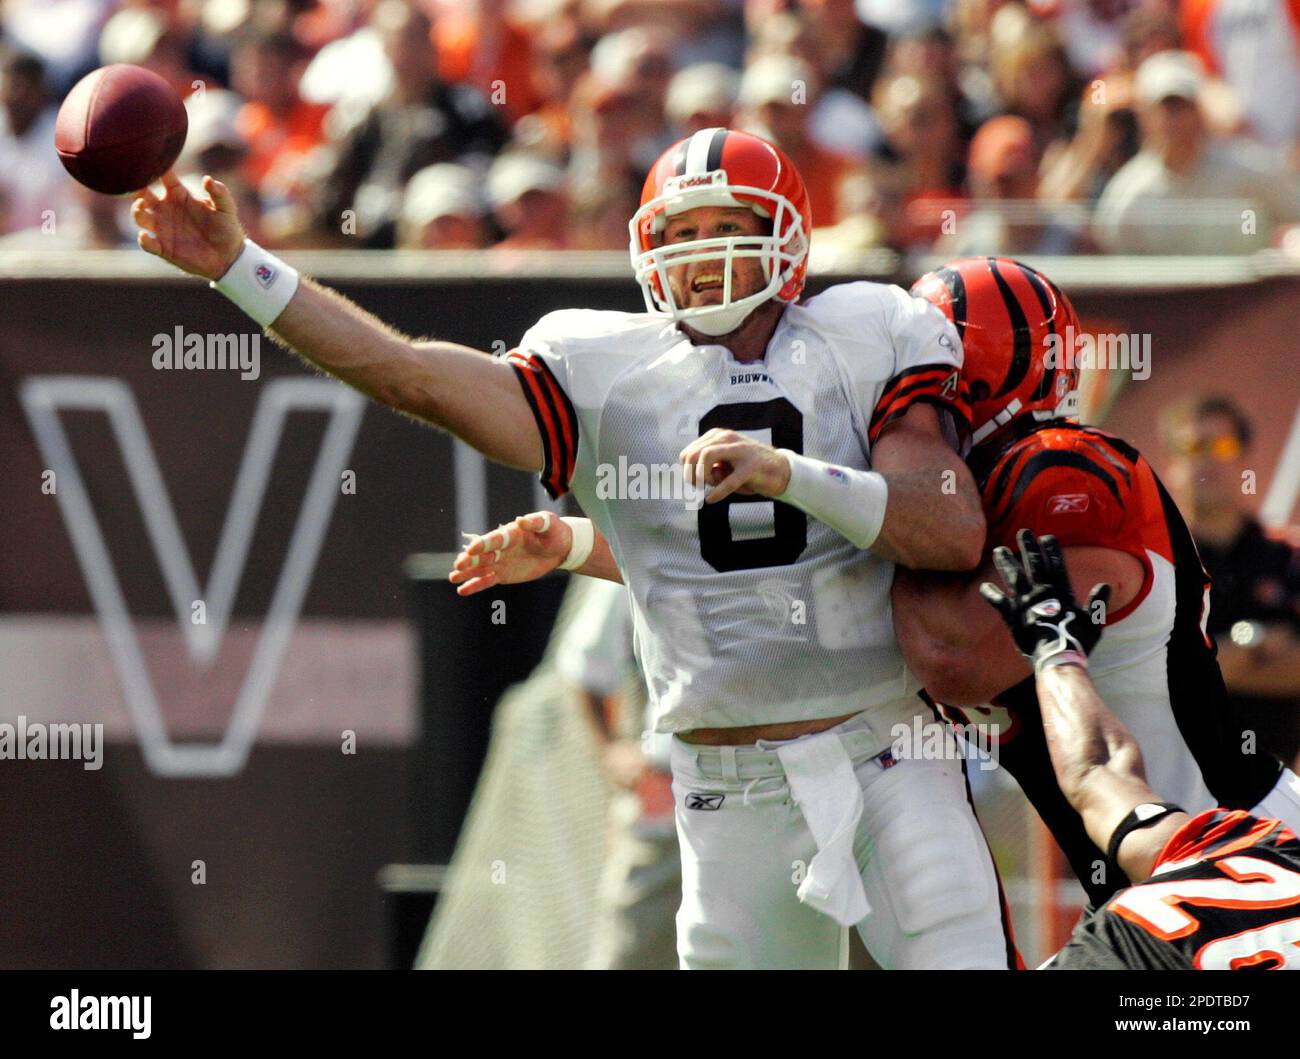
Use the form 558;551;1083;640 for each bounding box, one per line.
54;64;188;195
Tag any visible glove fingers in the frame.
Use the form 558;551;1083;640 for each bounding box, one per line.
1019;528;1049;588
1039;534;1069;588
992;545;1029;597
979;582;1017;626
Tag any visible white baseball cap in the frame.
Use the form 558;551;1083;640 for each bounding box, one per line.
402;164;485;227
486;154;565;210
739;55;815;109
1136;50;1205;105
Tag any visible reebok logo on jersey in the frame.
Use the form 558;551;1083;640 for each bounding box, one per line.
685;792;724;811
1048;493;1090;514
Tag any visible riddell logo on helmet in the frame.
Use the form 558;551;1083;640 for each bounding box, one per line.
663;170;727;194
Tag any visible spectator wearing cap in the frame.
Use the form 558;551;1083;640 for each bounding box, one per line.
487;152;569;249
0;48;73;236
665;63;739;139
312;0;507;247
936;114;1083;255
587;28;674;172
749;10;881;162
736;53;854;226
398;163;490;249
1160;395;1300;770
1094;50;1300;254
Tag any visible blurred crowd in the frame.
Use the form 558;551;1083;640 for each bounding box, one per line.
2;0;1300;255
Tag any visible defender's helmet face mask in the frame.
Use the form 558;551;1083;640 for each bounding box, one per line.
630;130;811;337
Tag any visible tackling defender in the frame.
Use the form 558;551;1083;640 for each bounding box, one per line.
132;130;1012;969
893;258;1300;906
986;532;1300;971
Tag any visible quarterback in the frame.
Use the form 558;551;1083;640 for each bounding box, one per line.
133;130;1012;969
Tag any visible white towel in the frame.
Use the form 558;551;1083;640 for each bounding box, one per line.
775;731;871;927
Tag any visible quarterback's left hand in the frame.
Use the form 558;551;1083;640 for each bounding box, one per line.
979;530;1112;673
679;428;791;503
449;512;570;596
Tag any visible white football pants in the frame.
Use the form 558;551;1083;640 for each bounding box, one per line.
670;697;1013;969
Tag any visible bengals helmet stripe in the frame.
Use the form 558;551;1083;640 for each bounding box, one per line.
933;265;967;340
987;259;1032;399
911;257;1082;448
1015;262;1059;403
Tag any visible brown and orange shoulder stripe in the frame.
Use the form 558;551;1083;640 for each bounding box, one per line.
506;350;579;499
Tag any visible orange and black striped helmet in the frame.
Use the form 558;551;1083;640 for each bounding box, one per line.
911;257;1081;447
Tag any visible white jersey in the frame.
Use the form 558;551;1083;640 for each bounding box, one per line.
506;282;966;733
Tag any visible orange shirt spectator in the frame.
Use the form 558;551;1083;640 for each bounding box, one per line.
435;9;539;125
237;99;331;187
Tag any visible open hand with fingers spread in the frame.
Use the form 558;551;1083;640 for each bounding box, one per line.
131;169;246;281
979;529;1112;673
449;512;573;596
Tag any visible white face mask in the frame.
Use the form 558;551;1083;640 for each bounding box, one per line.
628;174;807;337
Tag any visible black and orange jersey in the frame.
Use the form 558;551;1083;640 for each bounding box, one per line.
941;421;1284;905
978;423;1172;620
1048;810;1300;970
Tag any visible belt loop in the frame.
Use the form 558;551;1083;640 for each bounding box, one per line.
719;746;741;783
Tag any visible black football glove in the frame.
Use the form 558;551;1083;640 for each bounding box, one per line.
979;530;1112;673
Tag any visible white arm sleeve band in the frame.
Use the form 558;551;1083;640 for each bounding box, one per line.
776;450;889;550
558;516;596;571
210;239;300;328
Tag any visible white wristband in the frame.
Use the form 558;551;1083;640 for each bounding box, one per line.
558;516;596;571
776;450;888;550
210;238;300;328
